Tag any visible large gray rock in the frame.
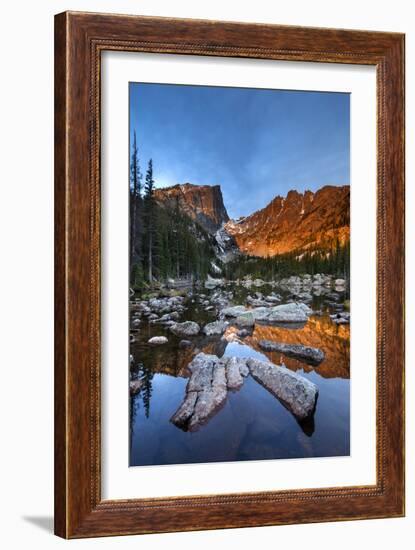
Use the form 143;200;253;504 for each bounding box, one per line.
247;358;318;420
170;321;200;337
203;320;228;336
171;353;228;431
265;303;312;323
259;340;325;365
190;362;227;430
222;303;312;324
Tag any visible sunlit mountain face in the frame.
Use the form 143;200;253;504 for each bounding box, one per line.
155;183;349;259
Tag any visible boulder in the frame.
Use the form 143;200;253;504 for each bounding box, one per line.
247;358;318;420
265;303;312;323
203;320;228;336
171;353;228;431
259;340;325;365
170;321;200;337
222;303;312;324
148;336;168;345
235;313;255;328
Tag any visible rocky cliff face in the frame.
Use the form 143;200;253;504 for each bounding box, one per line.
154;183;229;234
225;185;350;257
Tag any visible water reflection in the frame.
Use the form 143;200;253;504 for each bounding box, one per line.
129;285;350;466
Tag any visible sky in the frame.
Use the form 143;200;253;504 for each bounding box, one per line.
129;82;350;219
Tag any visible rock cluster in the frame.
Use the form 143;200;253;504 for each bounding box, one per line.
171;352;319;431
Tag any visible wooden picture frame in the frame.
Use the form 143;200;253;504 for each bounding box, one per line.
54;11;405;538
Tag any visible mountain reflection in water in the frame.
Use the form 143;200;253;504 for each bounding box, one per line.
130;286;350;466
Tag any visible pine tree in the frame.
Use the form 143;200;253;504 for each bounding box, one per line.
130;131;141;263
144;159;156;283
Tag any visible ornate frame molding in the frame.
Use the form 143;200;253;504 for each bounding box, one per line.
55;11;405;538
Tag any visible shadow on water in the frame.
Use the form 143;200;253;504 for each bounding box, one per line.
129;283;350;466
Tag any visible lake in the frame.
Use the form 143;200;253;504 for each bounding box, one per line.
129;282;350;466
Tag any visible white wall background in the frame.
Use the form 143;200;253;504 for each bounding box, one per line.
0;1;412;548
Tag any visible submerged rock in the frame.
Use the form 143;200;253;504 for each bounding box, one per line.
170;321;200;337
259;340;325;366
148;336;168;345
203;320;228;336
247;358;318;420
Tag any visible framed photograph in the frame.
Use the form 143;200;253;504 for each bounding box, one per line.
54;11;405;538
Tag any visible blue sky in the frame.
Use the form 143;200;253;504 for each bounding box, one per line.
129;82;349;219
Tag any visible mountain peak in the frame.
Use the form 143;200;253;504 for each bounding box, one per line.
154;183;229;233
225;184;349;257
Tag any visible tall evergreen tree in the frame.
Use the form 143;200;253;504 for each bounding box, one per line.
130;130;142;269
144;159;156;283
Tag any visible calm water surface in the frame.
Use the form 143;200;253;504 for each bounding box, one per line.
130;284;350;466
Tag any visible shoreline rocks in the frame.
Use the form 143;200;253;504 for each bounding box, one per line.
259;340;325;366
